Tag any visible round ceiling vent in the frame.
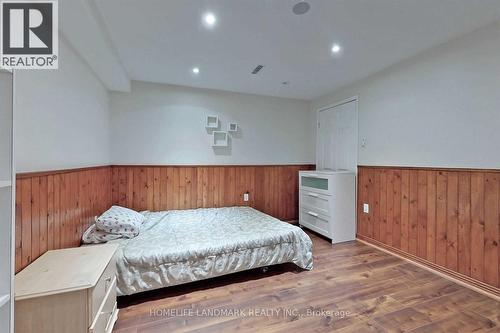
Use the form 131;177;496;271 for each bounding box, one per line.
292;2;310;15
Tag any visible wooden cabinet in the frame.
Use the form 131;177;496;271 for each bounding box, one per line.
299;170;356;244
14;245;119;333
0;69;14;333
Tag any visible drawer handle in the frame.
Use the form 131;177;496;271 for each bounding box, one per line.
105;276;112;290
307;211;319;217
101;310;114;316
307;192;319;197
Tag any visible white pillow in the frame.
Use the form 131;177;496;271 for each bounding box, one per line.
96;205;145;238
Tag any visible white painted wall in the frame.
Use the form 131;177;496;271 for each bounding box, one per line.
110;81;314;165
18;20;499;171
313;21;500;169
15;38;111;173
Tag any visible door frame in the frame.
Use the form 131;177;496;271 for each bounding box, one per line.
316;96;359;172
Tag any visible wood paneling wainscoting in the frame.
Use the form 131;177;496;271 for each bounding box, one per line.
15;166;112;272
15;164;313;273
357;166;500;296
111;165;314;221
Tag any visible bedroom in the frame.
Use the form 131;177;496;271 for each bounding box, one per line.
1;0;500;332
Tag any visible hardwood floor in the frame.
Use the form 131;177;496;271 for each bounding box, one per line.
114;231;500;333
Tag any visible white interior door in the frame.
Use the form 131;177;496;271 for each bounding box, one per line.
317;99;357;171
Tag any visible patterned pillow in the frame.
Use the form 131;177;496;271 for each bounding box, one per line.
96;205;145;238
82;224;123;244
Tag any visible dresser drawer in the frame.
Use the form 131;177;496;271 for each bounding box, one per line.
89;277;117;333
89;256;116;323
299;191;331;216
299;209;331;236
299;172;332;195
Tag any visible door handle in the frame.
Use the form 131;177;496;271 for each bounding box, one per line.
307;192;319;197
307;211;319;217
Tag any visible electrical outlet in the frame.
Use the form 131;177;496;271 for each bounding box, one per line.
243;193;249;202
361;138;367;148
363;203;369;214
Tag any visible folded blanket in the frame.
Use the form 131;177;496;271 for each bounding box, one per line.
82;223;124;244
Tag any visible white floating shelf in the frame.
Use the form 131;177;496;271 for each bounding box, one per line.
228;123;238;132
0;293;10;308
205;115;219;129
212;131;228;147
0;181;11;188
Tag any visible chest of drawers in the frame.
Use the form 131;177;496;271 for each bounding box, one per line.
14;244;119;333
299;170;356;244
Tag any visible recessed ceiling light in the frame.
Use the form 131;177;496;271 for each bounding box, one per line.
192;67;200;74
203;12;217;27
331;43;342;54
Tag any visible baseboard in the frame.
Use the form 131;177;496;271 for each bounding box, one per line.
356;235;500;301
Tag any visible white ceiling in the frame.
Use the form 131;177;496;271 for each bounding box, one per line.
92;0;500;100
60;0;130;91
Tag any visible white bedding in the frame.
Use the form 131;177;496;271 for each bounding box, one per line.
109;206;313;296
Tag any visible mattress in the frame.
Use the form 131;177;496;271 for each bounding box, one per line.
109;206;313;296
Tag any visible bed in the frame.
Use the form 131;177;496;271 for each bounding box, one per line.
107;206;313;296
